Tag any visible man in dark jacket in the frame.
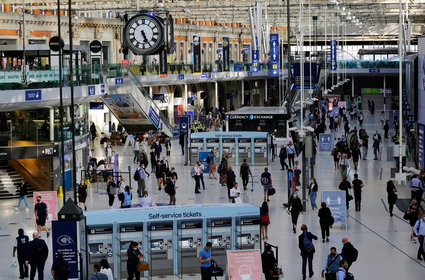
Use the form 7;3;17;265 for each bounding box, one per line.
239;159;252;190
28;232;49;280
341;237;357;269
278;145;289;170
51;251;69;280
226;167;236;202
261;244;277;280
13;228;29;279
15;179;30;211
298;224;318;280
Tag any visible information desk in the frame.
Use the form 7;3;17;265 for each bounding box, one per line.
189;132;270;167
82;204;260;279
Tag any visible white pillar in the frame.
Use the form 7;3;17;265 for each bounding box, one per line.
149;86;153;97
50;107;55;142
183;84;188;111
66;106;71;122
215;82;219;110
265;79;268;103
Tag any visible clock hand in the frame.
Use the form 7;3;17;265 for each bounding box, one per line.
141;30;148;43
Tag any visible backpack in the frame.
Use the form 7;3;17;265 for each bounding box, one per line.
34;243;45;260
134;169;140;181
206;155;211;164
302;233;315;253
338;269;354;280
350;246;358;262
190;167;196;177
54;260;69;279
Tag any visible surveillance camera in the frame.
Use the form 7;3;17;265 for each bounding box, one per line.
288;127;298;131
305;126;315;132
311;98;318;101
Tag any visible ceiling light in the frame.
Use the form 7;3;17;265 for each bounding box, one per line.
342;7;346;11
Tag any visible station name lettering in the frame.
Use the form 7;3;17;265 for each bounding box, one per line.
148;211;202;220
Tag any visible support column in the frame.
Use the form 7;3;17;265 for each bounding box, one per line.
351;76;354;98
50;108;55;142
183;84;188;111
383;76;386;111
149;86;153;96
241;80;245;107
215;82;219;111
265;79;268;104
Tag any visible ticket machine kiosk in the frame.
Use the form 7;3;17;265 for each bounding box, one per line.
86;226;113;270
222;138;236;166
177;220;203;274
206;138;219;157
148;221;174;276
238;138;252;164
119;224;143;279
235;216;260;250
254;138;268;165
207;218;232;270
190;138;204;164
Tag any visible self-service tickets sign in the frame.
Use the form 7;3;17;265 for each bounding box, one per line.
33;191;57;221
227;250;262;280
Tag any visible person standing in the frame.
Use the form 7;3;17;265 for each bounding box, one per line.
165;172;177;205
15;179;30;211
193;161;203;194
383;120;390;138
351;174;364;211
179;132;185;155
90;122;97;140
372;131;382;160
106;177;117;209
199;160;206;190
288;192;303;234
136;163;147;197
133;139;140;163
321;247;342;280
413;212;425;261
229;182;241;203
90;264;108;280
121;186;132;209
286;142;296;168
332;147;340;170
408;175;424;205
361;135;368;160
28;232;49;280
261;244;277;280
51;252;69;280
404;200;423;244
278;144;289;170
261;167;273;202
339;153;349;178
99;259;113;280
260;202;270;240
340;237;357;269
34;196;50;238
149;149;157;173
318;202;333;243
386;180;398;217
164;136;171;156
153;140;162;159
207;150;216;179
308;178;318;211
338;177;352;210
198;242;213;280
293;161;302;192
127;241;143;280
298;224;318;280
77;180;88;211
226;167;237;201
155;159;165;191
240;159;252;190
13;228;29;279
357;112;364;126
344;120;350;136
219;154;228;186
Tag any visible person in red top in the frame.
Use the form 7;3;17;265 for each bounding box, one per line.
260;202;270;240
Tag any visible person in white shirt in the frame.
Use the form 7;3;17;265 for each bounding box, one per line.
140;191;154;207
229;182;241;203
118;176;126;194
336;259;348;280
413;212;425;260
133;139;140;163
100;259;113;280
194;161;203;194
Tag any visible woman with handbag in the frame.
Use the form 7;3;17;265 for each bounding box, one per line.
288;192;303;234
338;176;352;210
260;202;270;240
404;200;424;244
386;180;398;217
127;241;143;280
318;202;333;243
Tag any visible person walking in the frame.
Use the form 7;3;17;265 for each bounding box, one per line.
413;212;425;261
340;237;358;269
179;132;185;155
226;167;237;201
321;247;342;280
15;179;30;211
149;150;157;173
153;140;162;159
332;147;340;170
51;252;69;280
344;120;350;136
77;180;88;211
298;224;318;280
138;149;149;171
408;175;424;205
351;146;361;171
336;259;350;280
198;242;213;280
106;144;113;164
136;163;147;197
99;259;113;280
372;131;382;160
13;228;29;279
351;174;364;211
383;120;390;138
155;159;166;191
165;172;177;205
34;196;50;238
308;178;318;211
199;160;206;190
293;161;302;193
260;201;270;240
318;202;333;243
164;136;171;157
404;199;423;244
288;192;303;234
338;177;352;210
386;180;398;217
286;142;296;168
240;159;252;190
361;135;368;160
90;122;97;141
193;161;203;194
91;264;108;280
127;241;143;280
133;139;140;163
261;167;273;202
261;244;277;280
357;112;364;126
28;232;49;280
218;154;228;186
339;153;349;178
207;150;216;179
121;186;132;209
106;177;117;209
279;144;289;170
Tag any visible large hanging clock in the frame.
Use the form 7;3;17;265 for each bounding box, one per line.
123;13;165;55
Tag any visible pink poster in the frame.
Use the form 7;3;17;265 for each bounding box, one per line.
227;250;263;280
33;191;57;221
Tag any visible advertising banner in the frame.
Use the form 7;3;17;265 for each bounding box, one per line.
193;35;201;73
33;191;57;221
330;40;337;71
159;49;168;77
198;152;210;173
52;221;79;279
269;34;279;76
227;250;263;280
148;106;161;129
223;37;230;72
321;190;347;223
179;116;190;134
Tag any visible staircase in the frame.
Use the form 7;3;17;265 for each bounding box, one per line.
0;161;34;199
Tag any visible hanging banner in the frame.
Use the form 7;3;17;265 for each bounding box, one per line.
223;37;230;72
159;49;168;77
193;35;201;73
33;191;57;221
330;40;337;71
52;221;79;279
269;34;279;76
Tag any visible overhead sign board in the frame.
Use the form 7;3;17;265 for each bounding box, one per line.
319;133;333;152
25;90;42;101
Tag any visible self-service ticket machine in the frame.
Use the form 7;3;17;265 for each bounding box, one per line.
238;138;252;164
206;138;219;157
190;138;204;164
148;221;174;276
86;226;113;270
254;138;269;165
118;224;143;279
177;220;203;274
207;218;233;271
222;138;236;166
235;216;261;250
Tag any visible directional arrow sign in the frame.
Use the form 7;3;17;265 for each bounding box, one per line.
322;190;347;224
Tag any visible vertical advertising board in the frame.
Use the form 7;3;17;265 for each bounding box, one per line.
227;250;263;280
223;37;230;72
193;35;201;73
33;191;57;221
269;34;279;76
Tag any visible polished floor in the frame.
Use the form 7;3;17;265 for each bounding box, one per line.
1;112;425;280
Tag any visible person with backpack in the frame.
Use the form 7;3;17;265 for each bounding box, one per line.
165;172;177;205
206;150;216;179
90;264;108;280
106;176;117;209
13;228;29;279
286;142;296;168
298;224;318;280
318;202;333;243
413;212;425;261
15;179;30;211
240;159;252;190
121;186;132;209
135;163;147;197
28;232;49;280
51;251;69;280
278;144;289;170
321;247;342;280
336;259;354;280
261;167;273;202
133;138;140;163
340;237;358;270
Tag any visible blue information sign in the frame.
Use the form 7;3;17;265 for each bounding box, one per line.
419;124;425;168
88;85;96;95
100;84;105;94
115;77;124;85
199;152;210;173
319;133;333;152
25;90;42;101
252;50;259;72
322;191;347;223
179;116;190;134
330;40;337;71
52;221;78;279
269;34;279;76
148;106;160;129
178;74;185;80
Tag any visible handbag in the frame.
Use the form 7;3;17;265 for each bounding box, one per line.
234;197;243;204
118;192;124;201
403;210;410;220
268;187;276;196
137;260;149;272
210;260;224;276
347;194;353;201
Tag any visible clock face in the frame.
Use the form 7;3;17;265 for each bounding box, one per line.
124;14;164;55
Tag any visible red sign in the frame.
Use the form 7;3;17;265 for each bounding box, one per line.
33;191;58;221
328;102;333;111
121;59;130;67
227;250;262;280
